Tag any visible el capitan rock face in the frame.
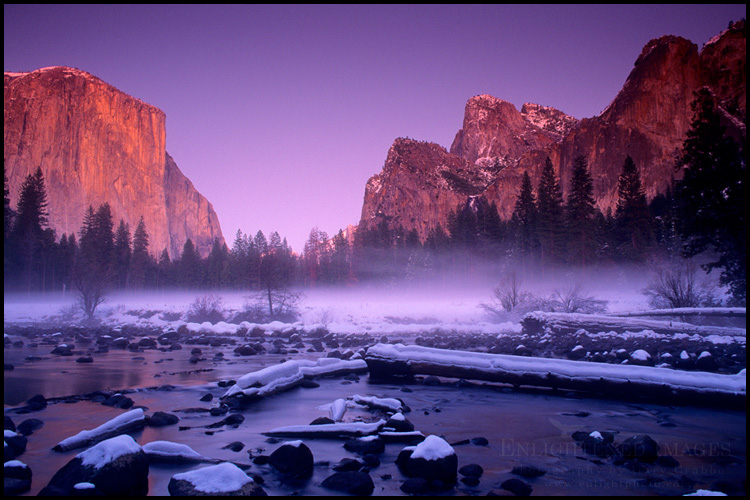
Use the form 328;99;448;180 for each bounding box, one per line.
4;66;223;258
360;21;746;237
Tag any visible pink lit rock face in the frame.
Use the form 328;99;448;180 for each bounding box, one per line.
4;66;223;258
359;138;493;241
361;21;746;237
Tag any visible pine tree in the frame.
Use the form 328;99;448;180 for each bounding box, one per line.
675;88;746;303
74;203;115;320
91;203;115;271
566;155;597;266
129;216;151;289
615;155;653;260
178;238;202;288
330;229;351;283
303;227;329;286
156;248;172;289
113;219;132;289
9;167;51;291
206;237;230;289
536;157;565;265
511;171;538;263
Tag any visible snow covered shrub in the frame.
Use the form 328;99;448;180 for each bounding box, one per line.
550;283;608;313
480;272;533;320
643;260;719;309
233;289;304;323
186;294;226;324
482;278;607;321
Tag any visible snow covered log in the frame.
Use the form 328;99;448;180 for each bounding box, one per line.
607;307;746;318
142;440;216;463
262;420;386;439
522;311;746;338
365;343;746;405
221;358;368;403
53;409;146;452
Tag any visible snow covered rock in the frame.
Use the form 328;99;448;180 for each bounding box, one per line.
383;412;415;433
629;349;654;366
344;435;385;455
168;462;266;496
53;409;146;452
4;429;27;461
696;351;717;371
41;435;149;496
142;440;213;463
397;435;457;482
572;430;617;458
268;440;314;478
4;460;32;495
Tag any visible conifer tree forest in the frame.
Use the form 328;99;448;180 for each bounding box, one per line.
3;92;746;305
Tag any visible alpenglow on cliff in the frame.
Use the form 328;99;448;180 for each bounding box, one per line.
4;66;224;258
359;21;746;239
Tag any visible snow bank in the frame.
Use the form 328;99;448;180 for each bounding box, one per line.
54;409;146;452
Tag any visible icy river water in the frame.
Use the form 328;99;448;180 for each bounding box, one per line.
4;338;746;496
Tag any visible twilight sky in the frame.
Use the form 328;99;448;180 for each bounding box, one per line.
4;4;746;253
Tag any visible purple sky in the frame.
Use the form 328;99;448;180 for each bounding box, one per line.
4;4;746;253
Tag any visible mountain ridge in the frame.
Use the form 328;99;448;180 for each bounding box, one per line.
359;20;746;237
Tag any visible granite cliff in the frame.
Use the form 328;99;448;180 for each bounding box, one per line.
4;66;224;258
360;20;746;236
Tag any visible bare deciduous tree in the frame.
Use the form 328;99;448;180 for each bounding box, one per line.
643;260;718;309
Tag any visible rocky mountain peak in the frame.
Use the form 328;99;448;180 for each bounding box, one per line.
358;22;745;242
520;103;579;138
450;94;559;165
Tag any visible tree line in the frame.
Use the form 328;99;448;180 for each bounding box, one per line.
3;89;745;304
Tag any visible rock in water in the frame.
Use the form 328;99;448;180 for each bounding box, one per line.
41;435;149;496
321;471;375;496
168;462;267;496
399;435;457;483
268;441;314;478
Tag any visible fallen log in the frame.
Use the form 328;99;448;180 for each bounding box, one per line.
607;307;745;318
262;420;385;439
521;311;746;338
53;409;146;452
221;358;368;403
365;343;746;406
